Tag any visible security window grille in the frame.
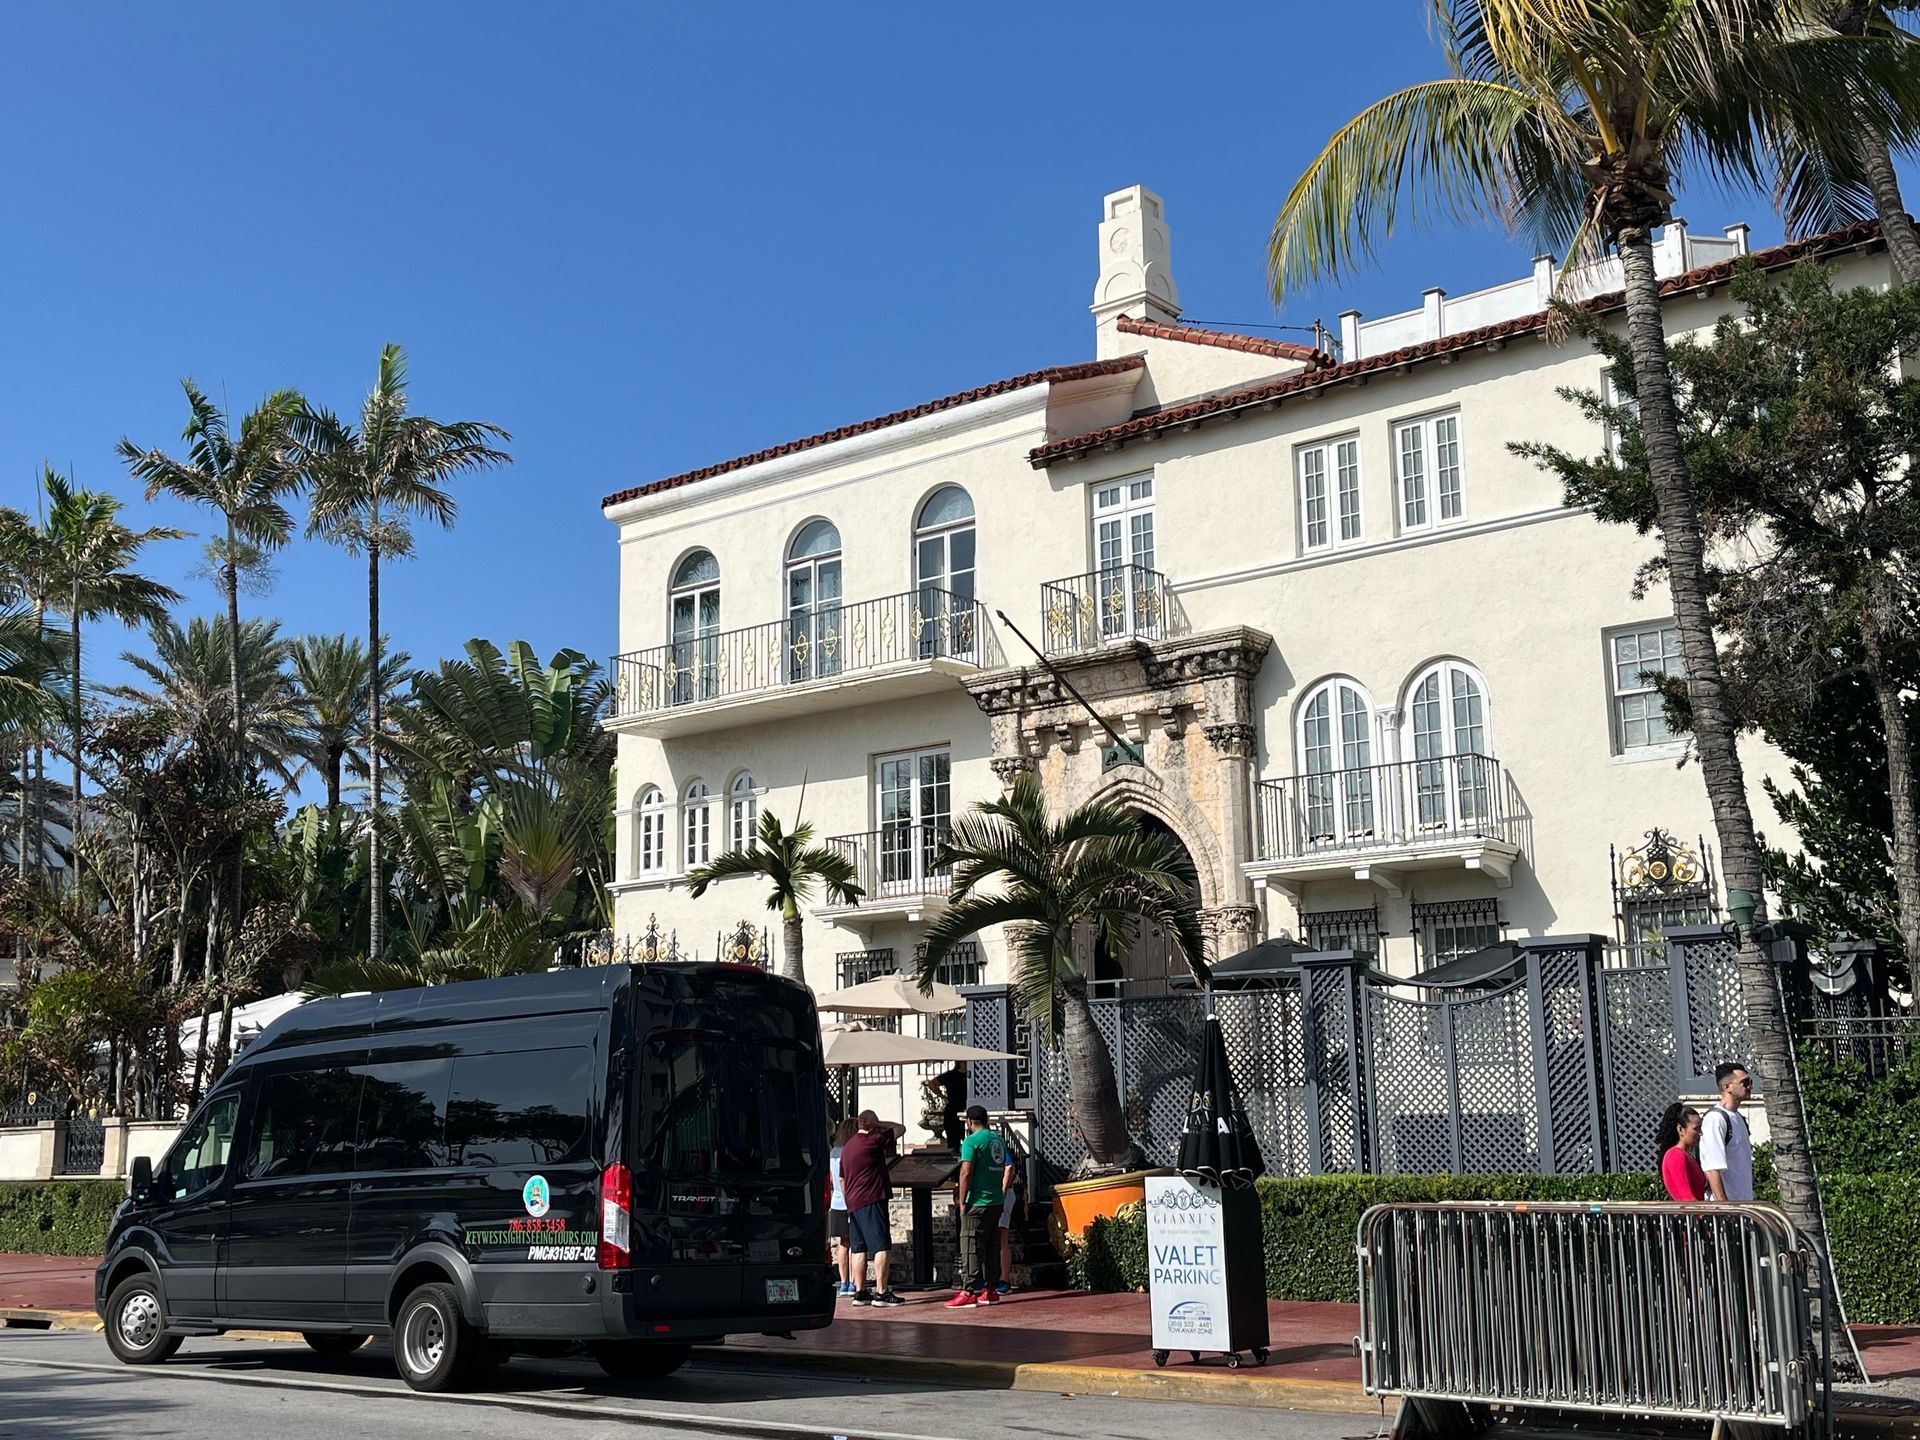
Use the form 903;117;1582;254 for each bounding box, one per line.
1413;897;1503;968
836;948;898;989
1621;895;1716;966
1300;906;1383;961
1298;438;1362;552
914;941;984;1043
1608;622;1685;751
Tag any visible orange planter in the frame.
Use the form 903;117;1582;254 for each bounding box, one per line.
1050;1167;1173;1242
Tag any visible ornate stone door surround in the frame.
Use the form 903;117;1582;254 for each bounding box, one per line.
964;626;1271;959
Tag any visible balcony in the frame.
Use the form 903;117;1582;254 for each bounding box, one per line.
1040;564;1181;658
818;824;953;935
610;588;1000;737
1247;753;1528;897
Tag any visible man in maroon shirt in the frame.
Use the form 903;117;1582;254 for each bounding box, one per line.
839;1111;905;1306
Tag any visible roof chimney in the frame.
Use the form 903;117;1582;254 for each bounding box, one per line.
1092;185;1181;359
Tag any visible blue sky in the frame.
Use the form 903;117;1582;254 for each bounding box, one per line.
2;1;1908;732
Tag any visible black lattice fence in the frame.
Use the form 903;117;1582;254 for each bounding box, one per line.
970;928;1761;1192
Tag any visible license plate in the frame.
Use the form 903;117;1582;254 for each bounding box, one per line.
765;1278;799;1304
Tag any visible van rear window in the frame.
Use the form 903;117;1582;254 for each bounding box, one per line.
643;1034;811;1179
446;1047;592;1167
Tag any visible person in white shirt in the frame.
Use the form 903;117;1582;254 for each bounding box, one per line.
1697;1062;1755;1202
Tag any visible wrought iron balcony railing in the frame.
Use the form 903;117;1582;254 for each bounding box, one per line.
612;587;998;720
1040;564;1178;657
826;824;954;903
1256;753;1521;862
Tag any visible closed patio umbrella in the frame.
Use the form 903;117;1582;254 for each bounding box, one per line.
1175;1013;1265;1189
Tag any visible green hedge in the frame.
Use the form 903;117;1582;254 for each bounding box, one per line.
0;1181;122;1256
1068;1171;1920;1324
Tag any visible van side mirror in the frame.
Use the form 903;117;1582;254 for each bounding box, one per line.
129;1155;154;1205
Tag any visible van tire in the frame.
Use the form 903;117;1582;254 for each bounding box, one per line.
302;1332;366;1357
590;1340;692;1380
393;1282;482;1392
104;1274;183;1366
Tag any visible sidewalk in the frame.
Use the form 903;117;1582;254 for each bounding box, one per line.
16;1254;1920;1424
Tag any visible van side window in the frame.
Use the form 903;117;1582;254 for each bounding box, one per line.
168;1091;241;1199
354;1058;453;1171
245;1067;363;1179
445;1048;591;1168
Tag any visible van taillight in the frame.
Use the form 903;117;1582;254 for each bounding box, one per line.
599;1163;632;1269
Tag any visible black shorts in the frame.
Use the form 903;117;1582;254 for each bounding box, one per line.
828;1208;850;1243
846;1201;891;1255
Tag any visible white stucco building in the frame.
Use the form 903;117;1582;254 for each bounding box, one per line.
601;185;1888;1015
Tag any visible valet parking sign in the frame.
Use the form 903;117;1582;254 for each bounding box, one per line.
1146;1176;1229;1352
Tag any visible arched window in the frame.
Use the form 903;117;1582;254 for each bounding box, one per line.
635;786;667;875
786;520;843;682
669;550;721;704
1404;660;1491;828
682;778;712;869
914;486;977;659
729;772;758;853
1295;678;1376;845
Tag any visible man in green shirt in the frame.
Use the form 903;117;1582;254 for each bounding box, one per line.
946;1105;1014;1307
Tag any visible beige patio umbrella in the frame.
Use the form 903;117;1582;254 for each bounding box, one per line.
819;1021;1019;1068
817;970;967;1016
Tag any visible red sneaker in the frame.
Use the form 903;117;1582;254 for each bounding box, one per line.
943;1290;977;1308
975;1291;996;1306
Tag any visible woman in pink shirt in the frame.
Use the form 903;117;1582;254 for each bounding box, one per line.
1658;1103;1708;1202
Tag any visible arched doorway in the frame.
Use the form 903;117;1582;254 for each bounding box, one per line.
1087;812;1198;997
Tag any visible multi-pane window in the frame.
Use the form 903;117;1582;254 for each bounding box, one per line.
1608;622;1685;751
1395;413;1463;530
1603;373;1640;464
728;773;757;853
1413;897;1504;968
1406;660;1491;828
1298;438;1361;551
682;778;712;869
1298;679;1375;844
636;786;667;874
668;550;721;705
875;746;951;893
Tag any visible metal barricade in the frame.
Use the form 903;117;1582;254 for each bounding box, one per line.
1359;1201;1832;1437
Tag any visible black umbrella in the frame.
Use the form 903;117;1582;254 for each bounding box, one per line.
1176;1014;1266;1188
1208;937;1320;991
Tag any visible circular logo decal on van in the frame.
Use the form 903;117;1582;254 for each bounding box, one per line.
523;1175;551;1218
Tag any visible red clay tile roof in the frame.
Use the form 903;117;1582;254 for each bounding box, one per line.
1030;219;1889;468
1114;313;1333;366
601;356;1145;510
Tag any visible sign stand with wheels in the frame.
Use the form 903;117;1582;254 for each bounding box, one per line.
1145;1175;1269;1368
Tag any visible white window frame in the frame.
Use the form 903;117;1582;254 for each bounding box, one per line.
1603;372;1639;464
728;772;758;853
635;786;667;876
1606;620;1686;755
682;778;712;870
1296;435;1362;553
1393;411;1464;533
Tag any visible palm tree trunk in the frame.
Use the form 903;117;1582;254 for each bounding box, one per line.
1060;975;1136;1169
1616;224;1828;1246
1856;128;1920;287
780;903;804;986
1862;614;1920;974
68;594;81;871
367;541;384;962
222;534;244;1068
326;745;343;817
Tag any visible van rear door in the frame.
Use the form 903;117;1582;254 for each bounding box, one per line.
630;972;825;1308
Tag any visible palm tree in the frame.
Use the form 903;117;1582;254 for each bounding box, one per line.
118;383;306;768
32;468;182;855
1781;3;1920;285
113;616;304;781
1266;0;1920;1247
300;344;510;960
914;774;1204;1170
0;603;61;739
289;633;408;818
685;806;863;987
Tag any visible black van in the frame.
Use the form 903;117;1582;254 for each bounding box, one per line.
95;962;835;1391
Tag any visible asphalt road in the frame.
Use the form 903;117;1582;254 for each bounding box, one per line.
0;1330;1383;1440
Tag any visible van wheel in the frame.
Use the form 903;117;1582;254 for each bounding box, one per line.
393;1282;481;1392
105;1274;183;1365
302;1332;366;1357
590;1340;692;1380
